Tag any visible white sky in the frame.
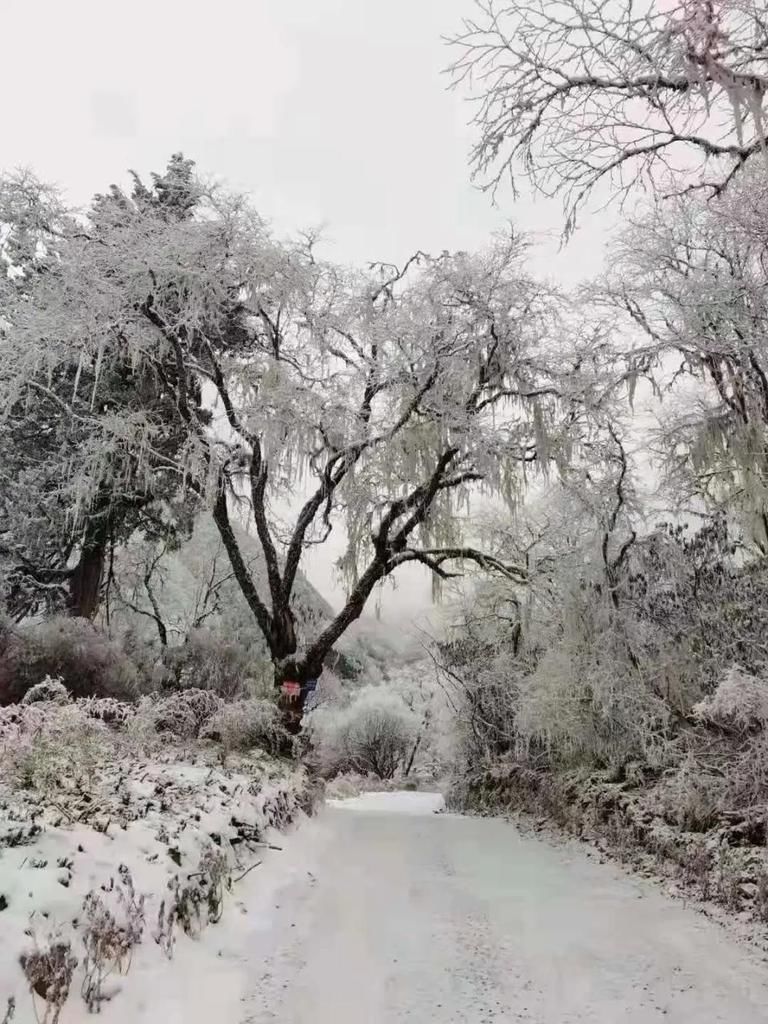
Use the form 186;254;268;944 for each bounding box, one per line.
3;0;614;622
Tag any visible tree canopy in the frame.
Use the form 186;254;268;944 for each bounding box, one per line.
0;157;612;696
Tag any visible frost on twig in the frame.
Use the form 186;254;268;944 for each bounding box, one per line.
80;866;145;1012
448;0;768;232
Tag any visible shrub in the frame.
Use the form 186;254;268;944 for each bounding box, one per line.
694;665;768;734
156;845;231;951
20;677;70;706
444;653;521;768
201;698;291;755
152;689;223;739
173;845;229;934
0;703;112;797
19;933;77;1024
719;732;768;811
0;617;141;705
516;636;673;772
657;755;724;832
80;866;145;1011
308;686;416;779
80;696;133;727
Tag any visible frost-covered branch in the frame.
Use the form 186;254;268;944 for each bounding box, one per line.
448;0;768;233
392;547;528;582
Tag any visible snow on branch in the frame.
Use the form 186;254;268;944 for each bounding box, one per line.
448;0;768;233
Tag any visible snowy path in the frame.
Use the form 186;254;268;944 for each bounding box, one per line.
239;792;768;1023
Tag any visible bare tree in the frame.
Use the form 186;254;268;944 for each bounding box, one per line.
448;0;768;234
110;541;172;647
107;534;237;647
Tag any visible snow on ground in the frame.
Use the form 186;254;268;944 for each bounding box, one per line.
327;790;445;815
235;797;768;1022
80;814;328;1024
8;760;768;1023
0;739;314;1024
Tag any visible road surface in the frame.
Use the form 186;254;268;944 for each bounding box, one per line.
239;792;768;1023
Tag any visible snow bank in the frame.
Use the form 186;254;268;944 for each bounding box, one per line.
327;791;445;815
72;814;330;1024
0;739;316;1023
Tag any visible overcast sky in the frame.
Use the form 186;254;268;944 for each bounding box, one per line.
3;0;613;622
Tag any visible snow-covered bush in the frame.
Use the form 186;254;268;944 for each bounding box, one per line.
151;688;223;739
200;698;290;755
721;732;768;811
0;702;112;797
80;866;145;1011
657;754;724;832
308;686;417;779
80;696;134;726
442;591;672;777
694;665;768;734
660;731;768;822
19;933;77;1024
165;844;230;940
517;640;672;771
0;617;141;705
443;653;521;769
20;676;70;706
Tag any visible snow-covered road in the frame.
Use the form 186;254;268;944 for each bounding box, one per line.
239;792;768;1023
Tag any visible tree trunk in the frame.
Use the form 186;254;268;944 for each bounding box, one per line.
270;605;298;663
404;731;423;778
274;658;309;736
274;558;388;735
68;529;107;620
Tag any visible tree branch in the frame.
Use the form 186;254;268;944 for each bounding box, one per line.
212;472;275;654
392;547;528;582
